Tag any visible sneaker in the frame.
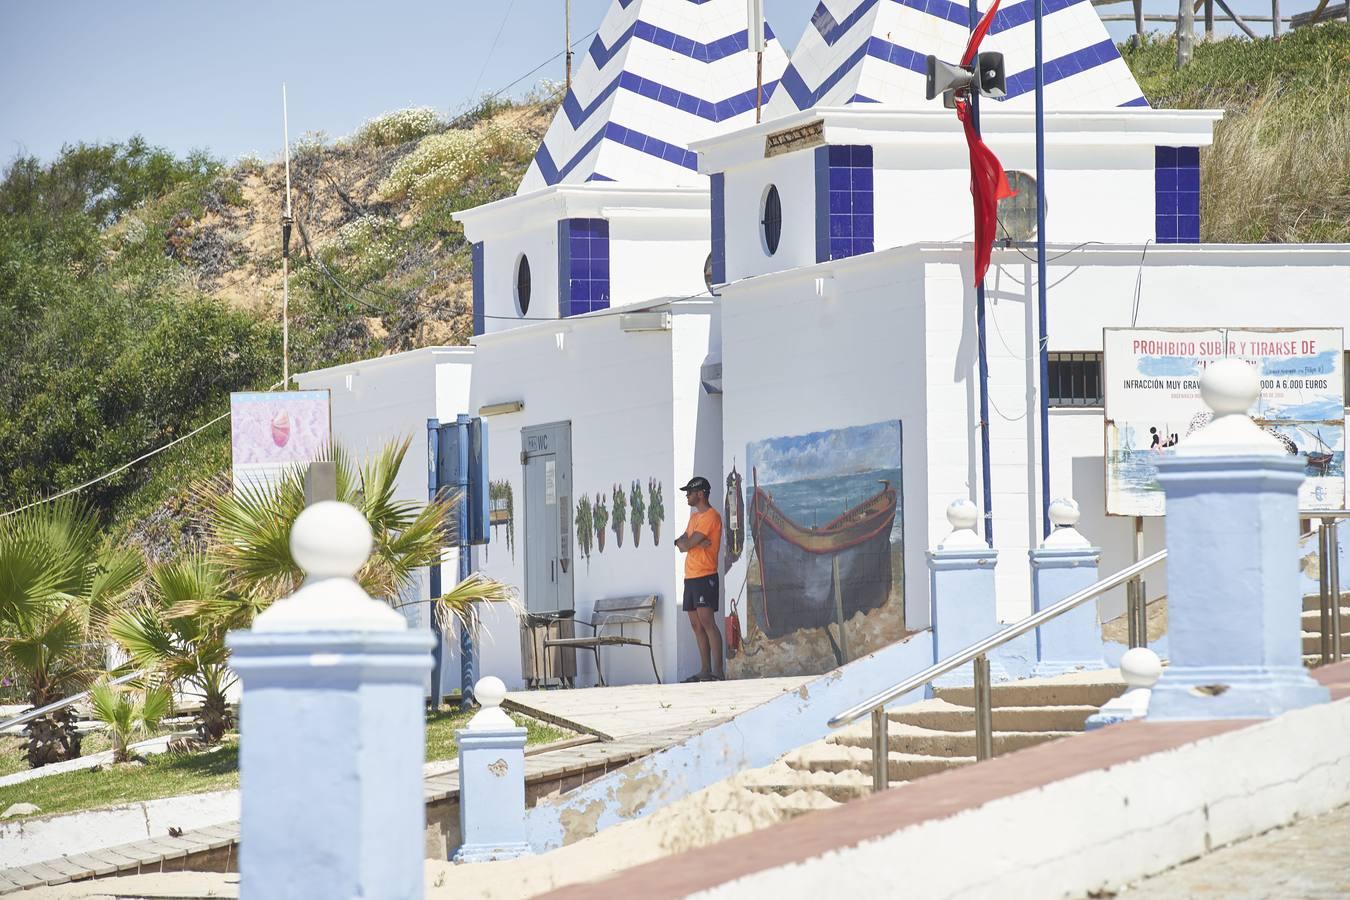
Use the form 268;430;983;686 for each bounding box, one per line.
681;673;706;683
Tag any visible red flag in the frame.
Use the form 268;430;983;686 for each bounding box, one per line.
954;0;1015;286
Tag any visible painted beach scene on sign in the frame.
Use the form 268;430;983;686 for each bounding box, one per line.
1104;327;1346;516
732;420;908;679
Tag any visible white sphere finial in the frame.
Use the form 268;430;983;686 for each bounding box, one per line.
1048;497;1080;529
1201;358;1259;417
1119;647;1162;689
467;676;516;730
291;501;373;579
946;498;979;531
937;498;985;550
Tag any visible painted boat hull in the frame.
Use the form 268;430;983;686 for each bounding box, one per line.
750;486;896;639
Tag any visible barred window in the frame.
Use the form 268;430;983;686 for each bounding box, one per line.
1048;352;1104;407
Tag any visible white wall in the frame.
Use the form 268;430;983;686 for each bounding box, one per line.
720;254;935;638
875;142;1155;247
483;219;558;334
610;212;710;305
721;150;820;283
469;304;720;689
295;348;474;689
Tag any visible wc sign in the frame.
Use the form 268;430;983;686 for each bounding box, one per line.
1103;326;1345;516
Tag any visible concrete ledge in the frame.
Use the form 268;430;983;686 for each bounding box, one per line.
541;661;1350;899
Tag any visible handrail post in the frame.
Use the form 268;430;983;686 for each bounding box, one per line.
870;707;888;793
973;655;994;761
1319;520;1333;665
1330;518;1343;663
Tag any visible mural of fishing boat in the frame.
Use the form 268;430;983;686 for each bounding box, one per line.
749;470;897;640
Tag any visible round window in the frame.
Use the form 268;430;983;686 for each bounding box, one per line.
703;252;715;294
760;184;782;256
997;171;1041;242
515;254;532;315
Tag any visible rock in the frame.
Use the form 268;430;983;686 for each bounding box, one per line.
1;802;41;819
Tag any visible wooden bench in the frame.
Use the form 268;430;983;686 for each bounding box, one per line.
543;595;661;686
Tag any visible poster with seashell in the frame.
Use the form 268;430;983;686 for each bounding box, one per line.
230;390;332;491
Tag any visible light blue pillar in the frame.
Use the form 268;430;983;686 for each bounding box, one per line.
228;502;434;900
930;500;1008;687
454;676;531;863
1149;359;1329;720
1032;498;1106;677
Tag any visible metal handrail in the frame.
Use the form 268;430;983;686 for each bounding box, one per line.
0;670;143;734
831;550;1167;730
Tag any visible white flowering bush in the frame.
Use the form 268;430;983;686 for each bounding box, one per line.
377;122;533;210
355;107;445;148
325;215;400;282
235;152;265;176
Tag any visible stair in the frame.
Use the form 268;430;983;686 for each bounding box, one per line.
1301;592;1350;666
742;670;1126;803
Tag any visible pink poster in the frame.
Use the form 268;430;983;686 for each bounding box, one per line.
230;391;331;489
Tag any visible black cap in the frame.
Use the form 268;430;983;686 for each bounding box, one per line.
679;476;712;493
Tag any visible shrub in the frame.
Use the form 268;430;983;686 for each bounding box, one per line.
355;107;445;148
377;122;534;210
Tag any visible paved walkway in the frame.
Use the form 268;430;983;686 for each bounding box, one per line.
1119;803;1350;899
504;677;812;740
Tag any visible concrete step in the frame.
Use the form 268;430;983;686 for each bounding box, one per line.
889;699;1098;733
783;741;974;781
1300;608;1350;631
737;762;878;803
1303;632;1350;654
830;721;1076;756
1301;593;1350;612
934;673;1126;709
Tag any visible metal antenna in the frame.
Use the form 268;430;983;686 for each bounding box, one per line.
281;84;294;390
565;0;573;91
748;0;766;122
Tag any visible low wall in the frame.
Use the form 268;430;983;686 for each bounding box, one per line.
541;663;1350;899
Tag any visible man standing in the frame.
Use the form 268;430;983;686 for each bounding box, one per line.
675;476;723;682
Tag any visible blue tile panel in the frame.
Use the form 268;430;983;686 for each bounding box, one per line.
471;241;484;336
588;20;776;68
1155;146;1200;244
815;144;875;262
710;173;726;285
560;72;780;128
810;0;1091;45
559;218;611;317
534;122;702;186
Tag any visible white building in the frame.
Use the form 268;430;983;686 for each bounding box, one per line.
309;0;1350;690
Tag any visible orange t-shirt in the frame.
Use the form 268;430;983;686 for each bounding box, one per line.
684;508;722;578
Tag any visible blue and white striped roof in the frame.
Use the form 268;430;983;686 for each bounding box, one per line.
765;0;1147;117
518;0;790;193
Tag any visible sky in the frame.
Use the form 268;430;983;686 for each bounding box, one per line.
0;1;1248;166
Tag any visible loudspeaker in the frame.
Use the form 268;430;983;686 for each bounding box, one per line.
976;51;1006;98
926;55;974;101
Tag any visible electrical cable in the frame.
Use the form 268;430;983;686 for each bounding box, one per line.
0;380;283;519
1130;239;1152;326
468;0;519;105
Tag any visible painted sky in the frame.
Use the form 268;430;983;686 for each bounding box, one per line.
749;420;902;485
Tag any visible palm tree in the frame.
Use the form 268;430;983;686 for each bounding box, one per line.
0;499;142;767
210;438;457;615
108;556;238;745
89;677;171;763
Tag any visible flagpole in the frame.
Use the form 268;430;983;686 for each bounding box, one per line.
281;84;294;391
969;0;995;548
1034;0;1051;538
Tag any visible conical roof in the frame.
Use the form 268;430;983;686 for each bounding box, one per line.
765;0;1147;117
518;0;790;193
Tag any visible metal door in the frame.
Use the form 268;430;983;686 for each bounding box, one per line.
522;422;573;614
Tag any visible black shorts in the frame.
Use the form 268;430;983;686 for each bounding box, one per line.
682;574;720;612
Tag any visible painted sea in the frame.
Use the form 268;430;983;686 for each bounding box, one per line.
752;468;904;543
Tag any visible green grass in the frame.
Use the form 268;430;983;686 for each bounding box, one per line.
1120;25;1350;243
0;709;570;820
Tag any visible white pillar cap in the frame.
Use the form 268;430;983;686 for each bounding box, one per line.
1176;358;1285;457
252;501;406;633
936;498;986;550
1119;647;1163;689
1041;497;1091;549
467;676;516;730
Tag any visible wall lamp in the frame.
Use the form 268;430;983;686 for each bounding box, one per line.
478;400;524;417
620;311;672;332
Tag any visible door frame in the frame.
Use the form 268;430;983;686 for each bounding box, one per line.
521;420;574;614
